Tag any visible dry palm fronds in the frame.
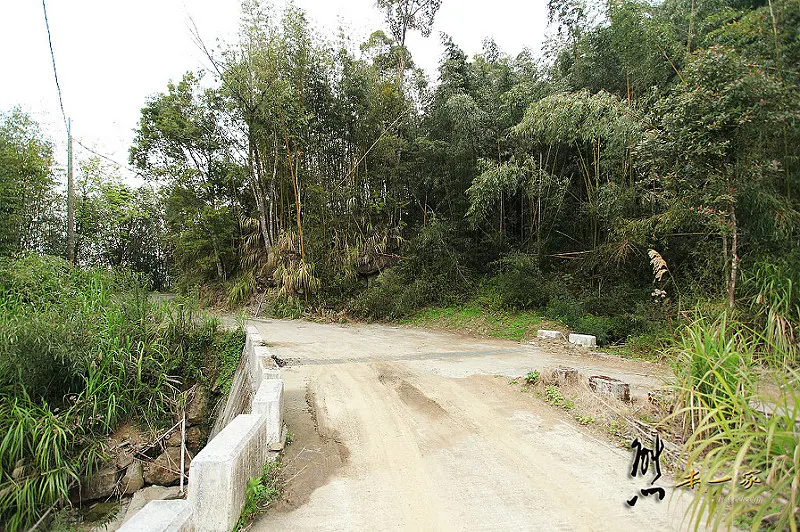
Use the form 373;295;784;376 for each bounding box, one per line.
648;249;669;282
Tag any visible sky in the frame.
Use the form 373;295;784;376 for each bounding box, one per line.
0;1;549;183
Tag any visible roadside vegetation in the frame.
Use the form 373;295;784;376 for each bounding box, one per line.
507;267;800;530
2;0;800;529
235;458;284;531
0;254;244;531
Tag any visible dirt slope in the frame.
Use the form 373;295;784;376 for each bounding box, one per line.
246;319;698;531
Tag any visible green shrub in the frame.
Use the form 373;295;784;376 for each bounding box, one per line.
236;459;282;530
349;220;475;320
349;270;443;320
0;254;244;530
485;253;548;310
546;296;586;327
524;370;540;385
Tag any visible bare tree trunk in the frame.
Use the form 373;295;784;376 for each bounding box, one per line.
211;233;225;281
270;133;280;242
280;115;306;261
250;135;273;249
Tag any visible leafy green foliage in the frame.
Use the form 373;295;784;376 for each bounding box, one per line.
544;385;566;406
0;109;60;256
669;314;800;531
0;254;244;530
236;459;282;530
524;370;540;385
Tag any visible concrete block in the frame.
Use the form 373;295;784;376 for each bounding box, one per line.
270;424;288;452
188;414;270;532
552;366;579;385
118;499;193;532
245;324;261;339
250;345;278;390
262;367;281;381
537;329;565;340
252;380;284;448
568;333;597;347
588;375;630;402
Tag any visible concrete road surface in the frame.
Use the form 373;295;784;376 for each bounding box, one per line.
245;319;699;532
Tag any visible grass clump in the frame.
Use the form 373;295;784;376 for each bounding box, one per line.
236;458;283;530
544;386;565;406
524;371;540;385
0;253;244;531
668;313;800;531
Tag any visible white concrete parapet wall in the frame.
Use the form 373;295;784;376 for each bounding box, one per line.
188;413;274;532
252;379;285;450
211;326;280;438
124;325;286;532
118;500;193;532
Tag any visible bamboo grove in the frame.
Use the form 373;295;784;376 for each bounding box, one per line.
3;0;800;336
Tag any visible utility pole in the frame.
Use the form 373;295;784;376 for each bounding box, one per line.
67;118;75;264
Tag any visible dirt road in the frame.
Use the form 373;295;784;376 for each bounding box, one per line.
247;319;697;531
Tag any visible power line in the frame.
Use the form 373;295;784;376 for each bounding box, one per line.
73;137;143;178
41;0;67;131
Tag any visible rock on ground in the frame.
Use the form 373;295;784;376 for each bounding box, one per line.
80;465;118;502
122;461;144;495
142;447;191;486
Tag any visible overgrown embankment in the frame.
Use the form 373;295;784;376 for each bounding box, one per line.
0;254;244;531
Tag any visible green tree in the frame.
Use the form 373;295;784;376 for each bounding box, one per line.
636;47;799;306
131;73;242;283
0;109;61;256
75;159;168;288
375;0;441;82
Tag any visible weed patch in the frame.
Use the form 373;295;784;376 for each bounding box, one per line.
235;458;283;530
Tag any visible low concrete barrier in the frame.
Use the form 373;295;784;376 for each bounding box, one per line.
123;325;285;532
211;326;279;438
118;500;193;532
537;329;565;340
189;414;277;532
568;333;597;347
252;379;284;450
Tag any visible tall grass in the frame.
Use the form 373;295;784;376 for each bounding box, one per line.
670;315;799;531
0;253;244;530
743;260;800;367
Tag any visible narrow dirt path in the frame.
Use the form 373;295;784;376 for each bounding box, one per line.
246;319;697;531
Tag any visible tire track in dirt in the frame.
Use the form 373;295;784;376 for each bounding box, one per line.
248;320;699;531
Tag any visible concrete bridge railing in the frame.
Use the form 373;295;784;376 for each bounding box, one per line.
120;325;285;532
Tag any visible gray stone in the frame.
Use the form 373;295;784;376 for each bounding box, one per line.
118;500;193;532
553;366;579;385
569;333;597;347
166;426;202;449
185;386;208;426
121;486;183;527
122;461;145;495
81;465;119;501
537;329;565;340
114;449;134;470
589;375;630;402
143;447;190;487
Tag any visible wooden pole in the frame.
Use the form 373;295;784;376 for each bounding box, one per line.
67;118;75;264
